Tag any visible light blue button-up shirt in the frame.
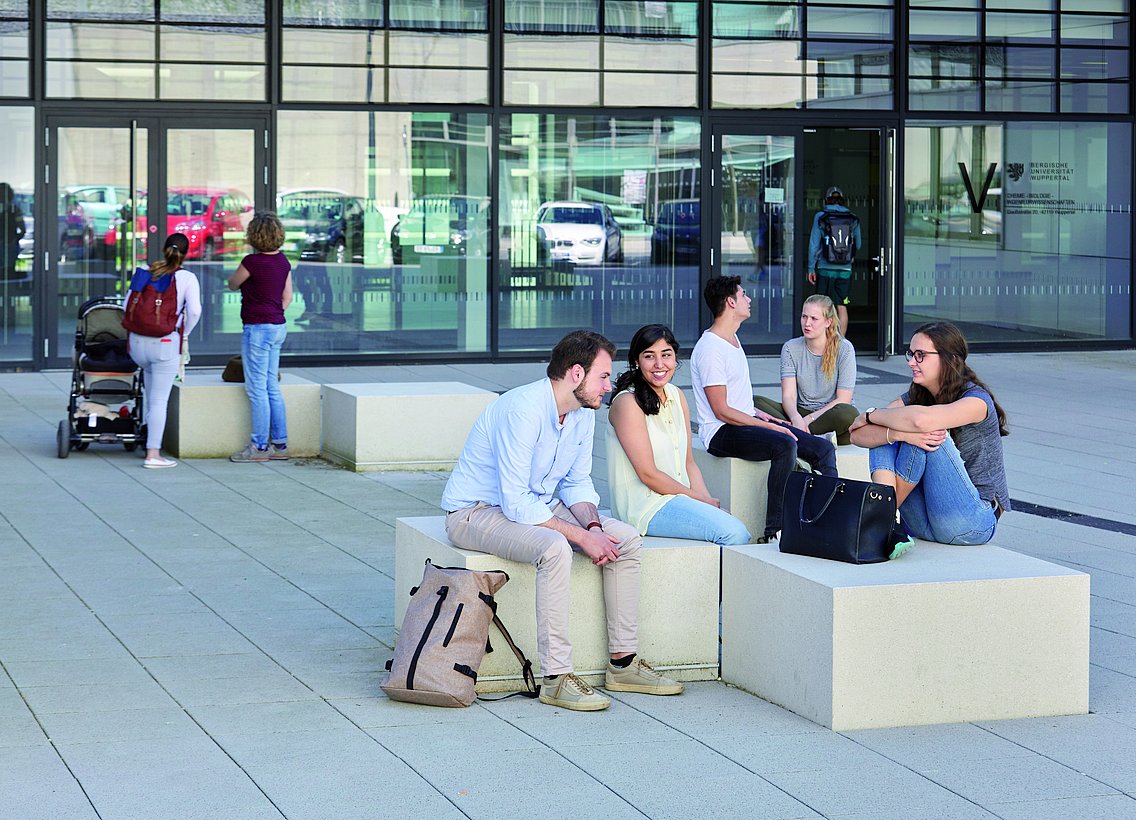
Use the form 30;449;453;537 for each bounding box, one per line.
441;378;600;525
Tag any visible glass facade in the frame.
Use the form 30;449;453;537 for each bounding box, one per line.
0;0;1133;367
904;121;1132;342
497;115;701;352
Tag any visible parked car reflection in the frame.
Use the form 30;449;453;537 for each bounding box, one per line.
164;188;253;260
536;201;623;266
650;199;700;264
390;195;489;265
278;189;370;264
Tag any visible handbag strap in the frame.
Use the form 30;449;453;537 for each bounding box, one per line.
798;476;846;525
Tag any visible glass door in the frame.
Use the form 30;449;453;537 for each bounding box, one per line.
49;124;149;361
44;116;266;366
714;130;797;347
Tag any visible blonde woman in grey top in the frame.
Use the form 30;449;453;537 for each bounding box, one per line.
754;294;859;444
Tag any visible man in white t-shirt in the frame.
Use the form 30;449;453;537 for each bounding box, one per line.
690;276;837;542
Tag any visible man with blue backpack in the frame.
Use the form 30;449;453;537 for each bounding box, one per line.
807;185;861;337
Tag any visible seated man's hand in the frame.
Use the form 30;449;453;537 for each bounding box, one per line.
578;527;621;566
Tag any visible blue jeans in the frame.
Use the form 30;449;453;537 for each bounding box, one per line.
241;323;288;449
868;436;997;545
645;494;753;546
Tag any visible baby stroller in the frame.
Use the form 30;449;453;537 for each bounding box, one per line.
57;296;145;458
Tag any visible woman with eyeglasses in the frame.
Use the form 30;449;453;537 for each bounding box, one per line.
849;321;1009;554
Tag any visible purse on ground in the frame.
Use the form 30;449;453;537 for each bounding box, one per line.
382;559;536;707
779;471;896;564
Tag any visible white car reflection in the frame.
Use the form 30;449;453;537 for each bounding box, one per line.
536;201;623;266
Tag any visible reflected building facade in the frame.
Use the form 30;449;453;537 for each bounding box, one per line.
0;0;1131;368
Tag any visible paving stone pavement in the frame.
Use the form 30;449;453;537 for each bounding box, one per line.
1;350;1134;819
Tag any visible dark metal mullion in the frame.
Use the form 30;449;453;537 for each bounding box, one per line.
489;0;501;357
598;1;605;105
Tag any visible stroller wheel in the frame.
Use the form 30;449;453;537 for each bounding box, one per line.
124;442;138;452
75;442;90;452
56;420;71;459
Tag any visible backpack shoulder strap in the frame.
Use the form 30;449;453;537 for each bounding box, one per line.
476;613;540;701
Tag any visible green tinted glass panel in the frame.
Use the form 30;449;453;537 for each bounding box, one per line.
282;0;381;26
904;122;1131;342
505;0;598;32
988;0;1052;10
0;0;28;13
605;1;698;36
1062;0;1127;10
390;0;487;31
714;3;800;38
986;12;1055;43
909;10;977;39
807;7;893;38
1061;14;1127;46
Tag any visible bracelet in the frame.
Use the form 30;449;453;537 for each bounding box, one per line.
886;428;893;444
586;521;603;531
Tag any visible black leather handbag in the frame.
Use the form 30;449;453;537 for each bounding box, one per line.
779;472;896;564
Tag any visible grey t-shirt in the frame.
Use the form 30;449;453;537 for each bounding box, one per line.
904;384;1010;511
780;336;856;411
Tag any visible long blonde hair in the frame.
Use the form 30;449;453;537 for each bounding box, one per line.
803;294;841;379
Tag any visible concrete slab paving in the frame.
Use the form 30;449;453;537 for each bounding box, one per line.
2;350;1136;817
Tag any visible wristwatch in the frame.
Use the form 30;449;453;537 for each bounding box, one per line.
865;407;877;424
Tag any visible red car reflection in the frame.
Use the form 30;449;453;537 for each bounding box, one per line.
133;188;254;260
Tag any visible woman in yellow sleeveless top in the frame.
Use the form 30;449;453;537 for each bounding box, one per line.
607;324;752;545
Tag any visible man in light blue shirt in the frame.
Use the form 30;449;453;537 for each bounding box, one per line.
443;330;683;711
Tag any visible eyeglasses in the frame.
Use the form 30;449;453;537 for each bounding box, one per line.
904;349;941;363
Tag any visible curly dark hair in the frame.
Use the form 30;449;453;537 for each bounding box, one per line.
611;324;680;416
907;321;1009;437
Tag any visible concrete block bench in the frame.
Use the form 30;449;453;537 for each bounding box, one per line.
165;374;322;458
692;439;869;538
321;382;496;471
394;516;721;692
721;542;1089;730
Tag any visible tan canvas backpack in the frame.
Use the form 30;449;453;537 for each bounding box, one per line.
382;560;537;707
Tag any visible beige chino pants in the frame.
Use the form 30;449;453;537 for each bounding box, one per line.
445;500;641;677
